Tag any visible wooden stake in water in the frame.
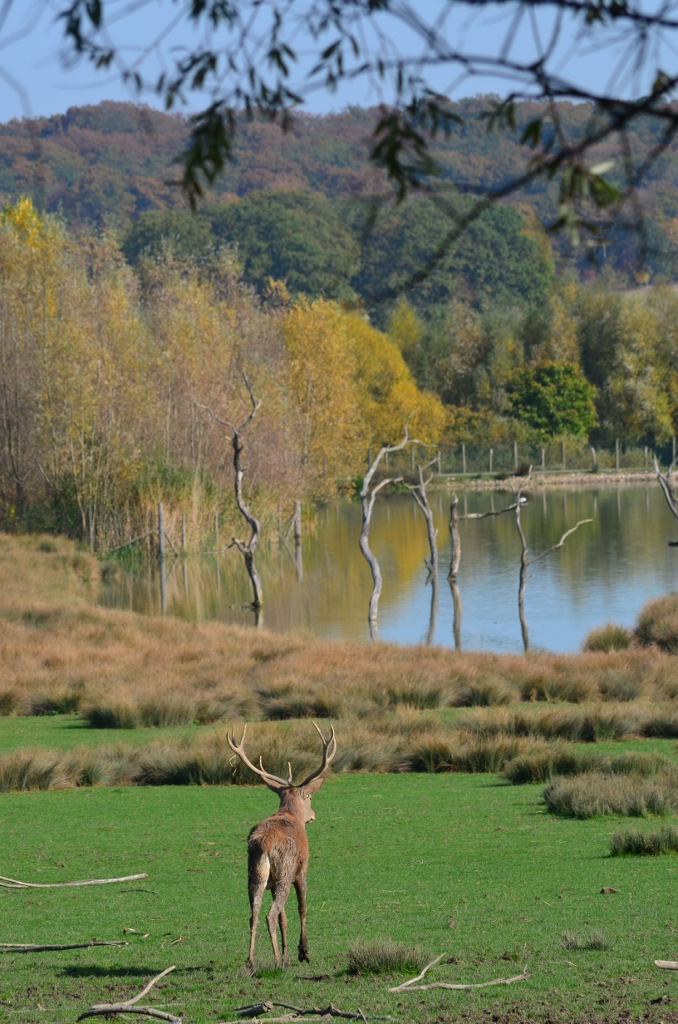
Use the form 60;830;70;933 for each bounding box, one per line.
462;443;466;474
615;438;620;470
489;448;493;474
513;441;518;470
561;439;566;470
541;447;545;470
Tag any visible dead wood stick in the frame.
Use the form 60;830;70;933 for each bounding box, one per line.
234;1002;393;1020
0;941;128;953
390;961;529;993
77;966;177;1023
388;952;445;990
656;960;678;969
0;872;147;889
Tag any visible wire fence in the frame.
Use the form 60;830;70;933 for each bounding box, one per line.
369;438;676;477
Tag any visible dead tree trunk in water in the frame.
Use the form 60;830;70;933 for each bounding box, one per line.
513;472;592;652
360;424;420;631
449;495;524;579
194;374;263;615
405;459;439;579
654;454;678;542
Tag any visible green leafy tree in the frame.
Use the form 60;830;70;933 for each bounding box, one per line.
121;210;215;265
508;361;598;439
209;191;359;300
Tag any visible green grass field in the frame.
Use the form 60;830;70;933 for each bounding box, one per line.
1;771;677;1024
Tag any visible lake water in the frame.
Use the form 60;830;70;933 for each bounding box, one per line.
99;485;678;653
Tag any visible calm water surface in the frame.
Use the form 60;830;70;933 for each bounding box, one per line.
99;485;678;653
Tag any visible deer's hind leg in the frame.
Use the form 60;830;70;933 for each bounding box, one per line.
247;850;271;972
267;873;293;968
295;875;309;963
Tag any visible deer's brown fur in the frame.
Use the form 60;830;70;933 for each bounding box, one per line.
228;723;336;971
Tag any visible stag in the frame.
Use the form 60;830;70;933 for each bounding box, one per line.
228;722;337;972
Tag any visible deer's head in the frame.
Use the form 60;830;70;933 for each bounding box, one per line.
227;722;337;824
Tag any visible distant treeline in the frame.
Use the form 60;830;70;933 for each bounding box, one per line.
2;99;678;288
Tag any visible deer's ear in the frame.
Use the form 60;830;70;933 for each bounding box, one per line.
302;776;326;796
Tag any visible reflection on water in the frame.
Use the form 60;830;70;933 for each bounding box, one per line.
99;486;678;653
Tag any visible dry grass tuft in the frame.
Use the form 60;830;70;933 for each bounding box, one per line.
561;930;610;950
543;771;678;818
610;824;678;855
503;748;674;784
636;593;678;652
583;623;633;653
347;940;427;976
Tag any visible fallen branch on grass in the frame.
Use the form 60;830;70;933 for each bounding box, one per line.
77;965;178;1023
655;960;678;969
234;1002;394;1020
389;954;529;992
0;941;128;953
0;873;147;889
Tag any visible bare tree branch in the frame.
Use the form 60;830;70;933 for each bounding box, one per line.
77;966;178;1024
654;452;678;523
388;954;529;992
0;872;147;889
0;941;128;953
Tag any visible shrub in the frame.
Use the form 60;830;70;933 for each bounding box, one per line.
0;690;20;715
610;825;678;856
347;940;426;976
453;680;515;707
583;624;632;653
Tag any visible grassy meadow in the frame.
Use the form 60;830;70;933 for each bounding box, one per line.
1;533;678;1023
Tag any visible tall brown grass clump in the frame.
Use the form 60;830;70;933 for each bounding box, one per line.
635;594;678;652
503;748;674;784
543;771;678;818
583;623;632;653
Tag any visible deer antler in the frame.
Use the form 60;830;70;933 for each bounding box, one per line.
227;725;290;789
297;723;337;788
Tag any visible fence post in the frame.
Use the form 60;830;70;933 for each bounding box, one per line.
541;447;545;471
462;442;466;474
182;514;187;552
514;441;518;470
437;450;442;475
561;439;566;470
615;438;620;470
489;447;493;474
591;446;597;471
644;445;648;470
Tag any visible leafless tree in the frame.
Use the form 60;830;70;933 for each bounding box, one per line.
448;494;525;580
512;473;592;651
194;374;263;612
359;423;420;631
404;458;439;578
227;723;337;973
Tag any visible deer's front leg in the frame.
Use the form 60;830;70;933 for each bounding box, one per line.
295;875;310;962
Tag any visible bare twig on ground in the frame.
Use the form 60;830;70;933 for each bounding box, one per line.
0;941;128;953
389;954;529;992
77;965;178;1023
234;1002;393;1020
656;960;678;969
0;873;147;889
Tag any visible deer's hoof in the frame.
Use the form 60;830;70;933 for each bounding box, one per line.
298;945;310;963
245;959;255;975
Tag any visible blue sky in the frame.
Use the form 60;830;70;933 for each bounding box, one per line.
0;0;670;124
